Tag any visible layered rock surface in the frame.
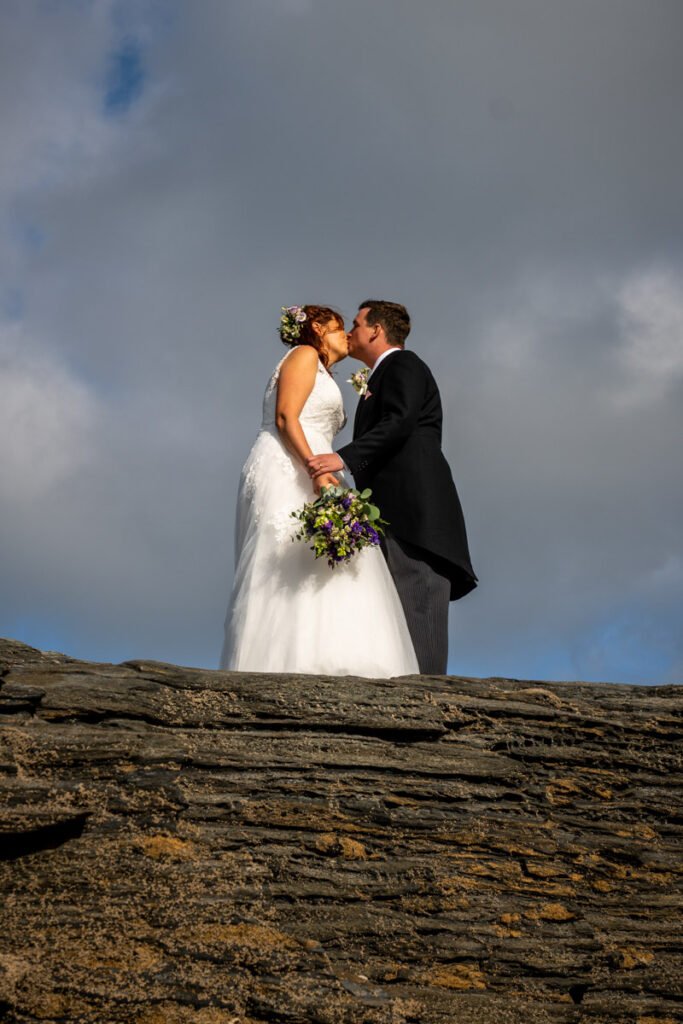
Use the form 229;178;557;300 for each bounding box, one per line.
0;637;681;1024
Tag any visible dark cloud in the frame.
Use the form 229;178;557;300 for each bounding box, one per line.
1;0;681;681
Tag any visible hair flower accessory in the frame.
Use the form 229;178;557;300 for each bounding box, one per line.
279;305;307;344
348;367;370;396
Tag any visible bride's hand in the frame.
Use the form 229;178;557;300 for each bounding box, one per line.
314;473;339;495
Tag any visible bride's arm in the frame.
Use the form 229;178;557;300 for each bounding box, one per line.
276;347;339;491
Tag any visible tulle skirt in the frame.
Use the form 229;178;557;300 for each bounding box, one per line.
220;428;419;677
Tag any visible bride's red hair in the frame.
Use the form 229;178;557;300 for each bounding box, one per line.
280;305;344;369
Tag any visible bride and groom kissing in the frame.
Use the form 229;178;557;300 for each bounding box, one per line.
220;299;477;678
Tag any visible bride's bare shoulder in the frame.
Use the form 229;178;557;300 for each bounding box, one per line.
278;344;319;376
282;344;318;364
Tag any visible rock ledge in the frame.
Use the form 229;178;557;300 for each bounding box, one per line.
1;638;682;1023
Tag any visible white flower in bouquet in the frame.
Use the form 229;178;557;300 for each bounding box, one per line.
290;485;387;569
348;367;370;397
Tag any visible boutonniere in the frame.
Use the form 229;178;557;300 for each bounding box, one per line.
348;367;371;398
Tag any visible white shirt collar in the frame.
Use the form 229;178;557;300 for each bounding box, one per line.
368;346;401;380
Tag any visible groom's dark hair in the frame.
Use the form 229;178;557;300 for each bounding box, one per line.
359;300;411;347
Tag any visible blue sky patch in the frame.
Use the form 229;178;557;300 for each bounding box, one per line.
23;223;46;251
3;287;24;321
7;213;46;255
104;37;145;115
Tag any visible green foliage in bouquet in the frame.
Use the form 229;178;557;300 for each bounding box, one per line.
291;485;388;568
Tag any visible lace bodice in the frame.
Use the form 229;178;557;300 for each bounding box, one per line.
261;350;346;442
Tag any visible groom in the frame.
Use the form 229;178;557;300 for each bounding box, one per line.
307;300;477;675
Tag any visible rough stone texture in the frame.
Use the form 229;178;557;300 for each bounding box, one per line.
0;637;682;1024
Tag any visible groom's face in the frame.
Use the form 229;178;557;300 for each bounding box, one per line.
347;308;375;359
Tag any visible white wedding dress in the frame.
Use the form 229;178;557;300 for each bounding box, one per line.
220;350;419;676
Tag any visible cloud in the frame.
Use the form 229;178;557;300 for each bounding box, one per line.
0;2;111;195
613;268;683;406
0;323;96;502
275;0;314;14
0;0;682;683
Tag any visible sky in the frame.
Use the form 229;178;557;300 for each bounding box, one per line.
1;0;682;685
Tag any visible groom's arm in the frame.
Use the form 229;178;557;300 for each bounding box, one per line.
337;356;426;477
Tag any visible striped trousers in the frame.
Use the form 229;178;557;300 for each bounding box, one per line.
381;533;451;675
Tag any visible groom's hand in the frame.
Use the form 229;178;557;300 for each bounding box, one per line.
306;453;343;479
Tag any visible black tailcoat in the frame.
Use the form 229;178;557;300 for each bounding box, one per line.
338;350;477;601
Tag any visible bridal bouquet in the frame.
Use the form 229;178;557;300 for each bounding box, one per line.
291;486;387;568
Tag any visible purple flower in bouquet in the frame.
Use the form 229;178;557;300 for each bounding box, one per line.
290;485;388;569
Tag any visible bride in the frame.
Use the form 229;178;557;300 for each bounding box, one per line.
220;304;419;677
